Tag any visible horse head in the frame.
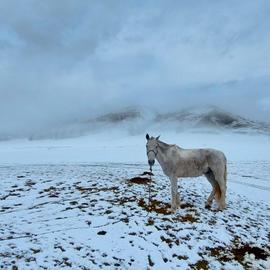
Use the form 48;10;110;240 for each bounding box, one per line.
146;134;160;170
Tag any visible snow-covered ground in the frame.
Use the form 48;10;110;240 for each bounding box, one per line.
0;132;270;269
1;131;270;164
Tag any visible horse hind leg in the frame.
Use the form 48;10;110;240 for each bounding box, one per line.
204;168;219;208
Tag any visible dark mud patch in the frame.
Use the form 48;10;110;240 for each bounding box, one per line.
108;195;137;206
25;180;36;187
54;257;72;268
99;187;119;193
190;259;209;270
148;255;154;267
97;231;107;236
75;186;93;193
137;198;199;219
128;171;153;185
146;217;155;226
231;245;269;261
160;235;174;247
173;254;188;260
128;177;152;185
75;186;119;194
42;186;60;198
180;202;194;209
138;198;171;215
141;171;154;176
30;248;41;254
206;243;270;267
177;214;199;223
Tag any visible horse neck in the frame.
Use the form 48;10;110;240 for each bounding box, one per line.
156;140;171;167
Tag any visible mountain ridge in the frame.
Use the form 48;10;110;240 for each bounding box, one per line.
89;105;270;135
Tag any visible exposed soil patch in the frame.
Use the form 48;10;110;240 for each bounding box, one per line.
172;254;188;260
75;186;93;193
160;236;174;247
128;171;153;184
141;171;154;176
42;186;60;198
190;259;209;270
25;180;36;187
180;202;194;209
138;198;171;215
231;244;269;261
75;186;119;194
97;231;107;236
148;255;154;267
177;214;199;223
206;243;270;267
128;177;152;185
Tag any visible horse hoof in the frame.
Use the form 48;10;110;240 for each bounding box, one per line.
205;204;211;209
218;202;226;211
169;207;177;213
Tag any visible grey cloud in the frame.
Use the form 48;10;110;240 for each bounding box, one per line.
0;0;270;137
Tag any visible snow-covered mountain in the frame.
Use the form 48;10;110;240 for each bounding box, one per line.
86;105;270;135
155;106;270;135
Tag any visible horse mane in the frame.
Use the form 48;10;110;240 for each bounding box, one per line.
157;139;177;149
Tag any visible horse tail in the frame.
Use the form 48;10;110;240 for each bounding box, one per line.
214;161;227;201
214;182;221;201
224;163;227;185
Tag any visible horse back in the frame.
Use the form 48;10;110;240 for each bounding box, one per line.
173;147;226;178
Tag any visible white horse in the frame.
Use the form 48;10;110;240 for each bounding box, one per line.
146;134;227;211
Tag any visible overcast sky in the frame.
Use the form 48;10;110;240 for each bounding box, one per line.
1;0;270;136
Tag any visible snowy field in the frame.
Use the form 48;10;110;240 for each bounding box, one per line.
1;132;270;164
0;133;270;269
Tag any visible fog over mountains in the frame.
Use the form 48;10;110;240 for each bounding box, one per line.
1;105;268;141
80;106;270;136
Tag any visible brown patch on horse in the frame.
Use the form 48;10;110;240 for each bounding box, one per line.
214;184;221;201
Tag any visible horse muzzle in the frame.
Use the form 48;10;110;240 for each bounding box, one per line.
148;159;155;167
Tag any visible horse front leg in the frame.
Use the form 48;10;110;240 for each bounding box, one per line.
169;177;180;212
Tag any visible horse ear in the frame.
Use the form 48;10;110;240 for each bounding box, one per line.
156;135;160;140
146;134;150;140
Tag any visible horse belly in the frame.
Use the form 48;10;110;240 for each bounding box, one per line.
177;159;207;178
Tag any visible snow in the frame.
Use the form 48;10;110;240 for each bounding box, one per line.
0;132;270;269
